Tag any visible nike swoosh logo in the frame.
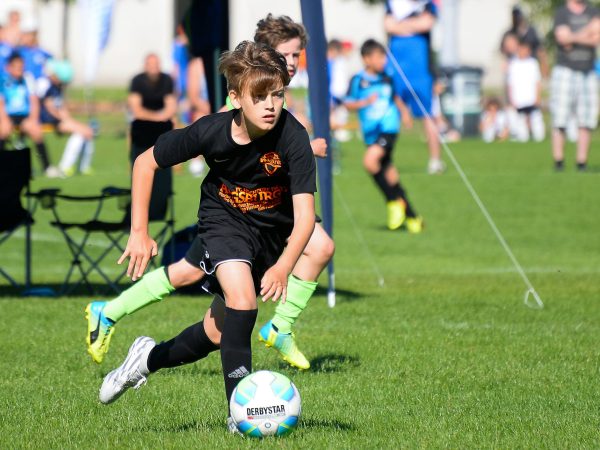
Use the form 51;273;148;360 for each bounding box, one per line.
214;158;230;163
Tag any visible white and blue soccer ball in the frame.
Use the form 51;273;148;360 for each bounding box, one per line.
230;370;301;438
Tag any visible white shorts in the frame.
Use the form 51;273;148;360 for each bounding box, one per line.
550;65;598;130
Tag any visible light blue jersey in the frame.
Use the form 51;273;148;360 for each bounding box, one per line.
1;73;34;117
346;70;400;145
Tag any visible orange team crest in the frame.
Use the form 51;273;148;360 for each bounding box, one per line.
260;152;282;175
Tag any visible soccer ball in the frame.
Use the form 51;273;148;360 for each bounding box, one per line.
230;370;301;438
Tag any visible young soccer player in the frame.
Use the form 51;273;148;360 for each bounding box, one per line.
86;15;334;371
97;41;316;432
345;39;422;232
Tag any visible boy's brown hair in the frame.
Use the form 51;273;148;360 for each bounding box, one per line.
219;40;290;97
254;14;308;50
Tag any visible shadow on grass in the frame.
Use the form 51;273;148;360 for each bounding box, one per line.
139;418;222;433
0;282;214;298
300;417;355;431
140;417;355;434
307;353;360;373
314;285;365;302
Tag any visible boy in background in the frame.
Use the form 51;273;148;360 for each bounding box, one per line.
507;39;545;142
345;39;422;233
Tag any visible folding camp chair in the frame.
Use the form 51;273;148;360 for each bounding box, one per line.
31;180;174;295
0;147;33;289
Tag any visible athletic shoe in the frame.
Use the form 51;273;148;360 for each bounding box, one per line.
99;336;155;404
85;301;115;364
427;158;446;175
405;216;424;234
44;165;65;179
387;200;406;231
258;321;310;370
61;166;76;177
227;417;243;436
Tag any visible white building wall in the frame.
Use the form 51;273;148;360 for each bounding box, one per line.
2;0;517;88
2;0;174;86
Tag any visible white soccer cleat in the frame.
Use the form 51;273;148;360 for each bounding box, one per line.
99;336;155;404
427;158;446;175
227;416;243;437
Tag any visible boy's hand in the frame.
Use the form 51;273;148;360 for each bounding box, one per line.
118;232;158;281
365;93;378;106
310;138;328;158
402;112;414;130
260;263;288;303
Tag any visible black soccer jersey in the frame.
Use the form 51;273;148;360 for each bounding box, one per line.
153;109;316;231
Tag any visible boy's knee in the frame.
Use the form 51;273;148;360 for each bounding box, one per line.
320;236;335;261
306;235;335;263
168;259;204;288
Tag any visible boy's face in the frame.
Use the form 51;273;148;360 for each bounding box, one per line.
517;44;531;58
231;85;286;135
275;37;302;79
7;59;24;78
364;50;387;73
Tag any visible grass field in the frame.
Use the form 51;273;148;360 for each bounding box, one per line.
1;112;599;449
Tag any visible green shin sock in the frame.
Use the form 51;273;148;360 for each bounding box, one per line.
103;267;175;322
271;275;317;334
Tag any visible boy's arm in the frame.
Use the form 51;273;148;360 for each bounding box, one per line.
344;94;377;111
118;148;159;280
260;193;315;303
395;95;413;130
310;138;327;158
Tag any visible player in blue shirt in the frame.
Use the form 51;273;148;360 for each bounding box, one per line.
384;0;444;174
345;39;422;233
0;52;58;176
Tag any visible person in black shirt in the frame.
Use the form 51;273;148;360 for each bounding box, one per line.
127;53;177;218
128;53;176;157
500;6;549;76
95;41;316;431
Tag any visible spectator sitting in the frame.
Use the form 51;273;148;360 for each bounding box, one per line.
480;97;509;143
507;39;545;142
18;22;52;80
0;52;60;177
37;59;95;176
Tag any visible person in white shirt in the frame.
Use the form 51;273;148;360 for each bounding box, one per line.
507;39;545;142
